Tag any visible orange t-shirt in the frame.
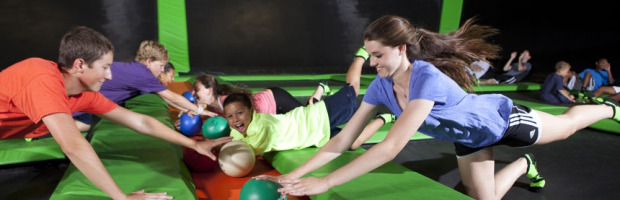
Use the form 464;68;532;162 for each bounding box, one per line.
0;58;118;139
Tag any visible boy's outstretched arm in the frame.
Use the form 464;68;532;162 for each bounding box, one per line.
99;106;231;160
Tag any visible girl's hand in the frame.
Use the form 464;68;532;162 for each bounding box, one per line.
199;110;218;117
174;119;181;130
278;177;330;197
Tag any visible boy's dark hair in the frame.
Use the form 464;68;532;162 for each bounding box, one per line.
163;62;175;73
223;92;254;110
58;26;114;69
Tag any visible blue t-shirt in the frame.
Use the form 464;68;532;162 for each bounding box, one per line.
579;68;613;91
100;61;167;105
363;60;513;148
540;73;565;104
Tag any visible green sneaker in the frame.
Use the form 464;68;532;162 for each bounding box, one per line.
576;92;585;99
376;113;396;124
603;97;620;121
590;97;604;104
524;153;545;192
575;92;587;103
319;82;332;96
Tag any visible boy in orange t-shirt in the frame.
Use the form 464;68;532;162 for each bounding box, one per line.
0;26;231;200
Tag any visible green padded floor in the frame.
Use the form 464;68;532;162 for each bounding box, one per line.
0;132;90;165
473;82;541;92
50;94;197;200
0;137;65;165
347;121;433;144
263;148;472;200
214;74;375;97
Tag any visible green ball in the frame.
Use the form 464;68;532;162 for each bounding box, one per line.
239;179;285;200
202;116;230;139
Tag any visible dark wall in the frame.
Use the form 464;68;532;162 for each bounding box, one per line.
2;0;618;82
462;0;620;82
0;0;157;70
185;0;441;75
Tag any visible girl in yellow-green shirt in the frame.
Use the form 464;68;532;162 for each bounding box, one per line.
222;50;368;155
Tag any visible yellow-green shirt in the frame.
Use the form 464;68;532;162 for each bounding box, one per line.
230;101;330;155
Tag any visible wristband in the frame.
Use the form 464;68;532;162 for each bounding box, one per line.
355;46;369;60
195;105;204;115
376;113;396;124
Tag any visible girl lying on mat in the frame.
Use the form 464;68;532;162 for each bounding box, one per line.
221;49;367;155
192;73;328;116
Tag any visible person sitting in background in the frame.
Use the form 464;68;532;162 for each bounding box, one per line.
501;50;532;84
563;69;582;91
540;61;575;104
465;58;498;84
579;58;614;94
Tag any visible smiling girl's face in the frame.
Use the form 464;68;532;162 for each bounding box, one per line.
223;101;253;135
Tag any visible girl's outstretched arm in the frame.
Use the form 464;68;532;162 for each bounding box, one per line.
279;102;378;180
279;99;434;196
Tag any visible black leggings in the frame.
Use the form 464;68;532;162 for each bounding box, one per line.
268;87;303;114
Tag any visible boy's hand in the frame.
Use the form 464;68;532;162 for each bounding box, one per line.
194;137;232;160
173;119;181;130
510;51;517;59
124;190;173;200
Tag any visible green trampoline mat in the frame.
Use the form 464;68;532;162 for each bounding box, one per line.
50;94;197;200
263;148;471;200
364;122;433;143
216;74;374;97
473;82;541;92
0;132;90;165
0;137;65;165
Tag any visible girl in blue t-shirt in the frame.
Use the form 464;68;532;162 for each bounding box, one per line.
270;15;620;200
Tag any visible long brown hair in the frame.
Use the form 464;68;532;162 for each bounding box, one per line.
364;15;500;91
194;73;250;96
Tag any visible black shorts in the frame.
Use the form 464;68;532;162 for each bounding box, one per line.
267;87;303;114
454;104;542;158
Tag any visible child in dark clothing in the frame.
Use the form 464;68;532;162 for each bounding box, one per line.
540;61;576;104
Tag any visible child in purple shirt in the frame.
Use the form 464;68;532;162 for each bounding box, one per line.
73;40;215;131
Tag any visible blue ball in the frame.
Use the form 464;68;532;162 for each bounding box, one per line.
182;91;196;103
179;113;202;136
